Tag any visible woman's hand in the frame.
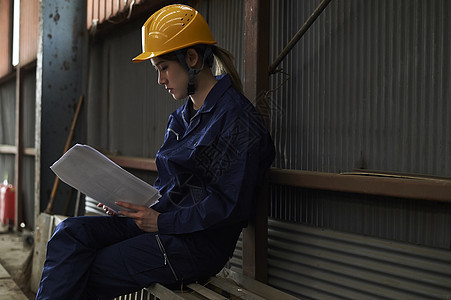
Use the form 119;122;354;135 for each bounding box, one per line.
97;203;117;216
116;201;160;232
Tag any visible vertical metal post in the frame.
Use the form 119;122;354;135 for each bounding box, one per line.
243;0;270;283
36;0;87;216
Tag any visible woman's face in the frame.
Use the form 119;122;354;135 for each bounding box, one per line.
151;57;189;100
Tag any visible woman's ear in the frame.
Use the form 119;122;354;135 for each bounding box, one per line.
185;48;200;68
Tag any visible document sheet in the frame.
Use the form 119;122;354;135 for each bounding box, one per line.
50;144;160;213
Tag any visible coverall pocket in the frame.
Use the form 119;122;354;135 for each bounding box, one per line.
185;131;218;150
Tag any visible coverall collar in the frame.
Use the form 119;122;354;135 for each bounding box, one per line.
181;74;232;132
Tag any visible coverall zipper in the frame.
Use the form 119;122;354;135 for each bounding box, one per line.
155;234;179;281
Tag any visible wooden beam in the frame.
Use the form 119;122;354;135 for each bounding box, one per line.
0;145;16;154
23;147;36;156
242;0;270;283
101;154;451;202
0;145;35;156
107;155;157;172
268;168;451;202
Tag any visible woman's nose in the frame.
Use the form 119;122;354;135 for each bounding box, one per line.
158;72;166;85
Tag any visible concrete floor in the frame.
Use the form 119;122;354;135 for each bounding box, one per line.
0;226;35;300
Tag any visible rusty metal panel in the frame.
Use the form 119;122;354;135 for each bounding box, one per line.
87;0;148;29
37;0;87;214
268;218;451;299
113;0;120;14
91;0;99;27
269;0;451;178
99;0;106;23
19;0;38;66
105;0;113;19
87;0;93;28
0;0;12;77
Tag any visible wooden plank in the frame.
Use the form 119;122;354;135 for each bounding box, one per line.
30;214;67;293
0;264;10;279
218;269;300;300
0;144;16;154
0;145;35;157
186;283;227;300
207;277;266;300
23;147;36;156
173;291;206;300
0;278;28;300
145;283;186;300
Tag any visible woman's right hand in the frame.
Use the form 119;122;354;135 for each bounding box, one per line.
97;203;117;216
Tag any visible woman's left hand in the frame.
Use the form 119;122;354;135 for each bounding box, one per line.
116;201;160;232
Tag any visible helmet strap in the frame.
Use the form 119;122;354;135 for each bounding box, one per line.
175;46;212;96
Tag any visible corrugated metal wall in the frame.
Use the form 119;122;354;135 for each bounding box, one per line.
266;1;451;298
199;0;244;78
269;0;451;177
0;70;36;227
0;78;15;146
267;0;451;246
0;78;16;180
270;185;451;249
22;70;36;227
268;218;451;299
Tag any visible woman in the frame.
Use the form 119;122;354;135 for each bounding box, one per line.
36;4;275;299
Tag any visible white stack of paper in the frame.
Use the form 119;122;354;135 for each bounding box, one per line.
50;144;160;213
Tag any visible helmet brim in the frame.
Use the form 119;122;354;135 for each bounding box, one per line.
132;51;155;63
132;40;217;63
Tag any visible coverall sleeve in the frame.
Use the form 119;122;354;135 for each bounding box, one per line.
157;108;274;235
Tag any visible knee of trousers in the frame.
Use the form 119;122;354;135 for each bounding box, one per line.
48;217;88;248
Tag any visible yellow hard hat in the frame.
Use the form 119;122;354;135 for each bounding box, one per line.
132;4;217;62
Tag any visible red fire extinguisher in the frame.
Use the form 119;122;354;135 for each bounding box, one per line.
0;179;15;227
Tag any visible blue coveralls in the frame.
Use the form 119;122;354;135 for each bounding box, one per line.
36;74;275;299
